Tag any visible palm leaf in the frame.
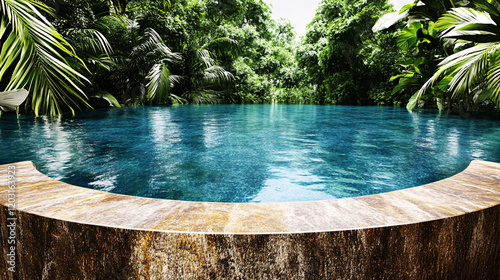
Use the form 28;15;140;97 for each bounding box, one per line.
406;91;419;110
472;0;500;22
67;28;113;56
183;90;220;104
437;7;496;37
1;0;91;115
200;37;239;57
90;91;121;107
146;63;171;104
486;52;500;105
204;66;234;84
392;77;425;94
416;43;495;101
197;49;215;68
133;27;162;54
456;23;500;34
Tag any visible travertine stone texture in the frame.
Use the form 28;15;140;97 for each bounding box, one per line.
0;160;499;279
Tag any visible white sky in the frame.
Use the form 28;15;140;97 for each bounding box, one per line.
264;0;414;40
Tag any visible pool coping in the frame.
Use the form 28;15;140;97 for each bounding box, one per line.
1;160;499;234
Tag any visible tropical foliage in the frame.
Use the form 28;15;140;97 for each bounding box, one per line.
376;0;500;115
40;0;300;108
418;5;500;110
1;0;499;116
0;0;91;115
295;0;408;106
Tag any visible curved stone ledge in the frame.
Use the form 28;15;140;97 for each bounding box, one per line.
1;160;499;279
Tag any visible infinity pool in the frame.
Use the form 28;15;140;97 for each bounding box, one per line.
1;105;499;202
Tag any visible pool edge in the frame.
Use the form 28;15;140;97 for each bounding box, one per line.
0;160;499;234
0;161;499;279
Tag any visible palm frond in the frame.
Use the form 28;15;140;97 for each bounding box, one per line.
437;8;494;29
486;51;500;105
183;90;220;104
1;0;91;115
133;27;162;54
67;28;113;56
415;43;495;103
197;49;215;68
437;7;497;40
152;45;182;62
446;47;489;98
146;62;182;104
204;66;234;84
200;37;240;57
473;0;500;21
86;54;116;71
146;63;169;103
89;91;121;107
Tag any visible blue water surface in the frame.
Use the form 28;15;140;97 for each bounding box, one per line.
1;105;499;202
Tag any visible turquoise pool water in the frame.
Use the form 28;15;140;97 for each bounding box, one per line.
1;105;499;202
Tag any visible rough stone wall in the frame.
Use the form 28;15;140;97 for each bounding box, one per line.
1;205;498;279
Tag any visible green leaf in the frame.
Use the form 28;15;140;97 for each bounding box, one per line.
437;76;452;92
90;91;121;107
473;0;500;18
146;63;172;104
390;73;412;81
444;34;500;43
400;4;415;14
473;88;493;103
406;91;419;110
392;77;424;94
397;22;422;50
456;23;500;35
1;0;91;115
428;21;436;37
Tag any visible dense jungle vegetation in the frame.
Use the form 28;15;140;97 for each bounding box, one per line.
1;0;500;116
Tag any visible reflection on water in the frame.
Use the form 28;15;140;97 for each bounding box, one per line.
1;105;500;202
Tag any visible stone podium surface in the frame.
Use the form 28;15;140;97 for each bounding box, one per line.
0;160;499;279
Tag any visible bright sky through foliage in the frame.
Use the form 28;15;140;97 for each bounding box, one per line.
264;0;321;39
265;0;414;39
